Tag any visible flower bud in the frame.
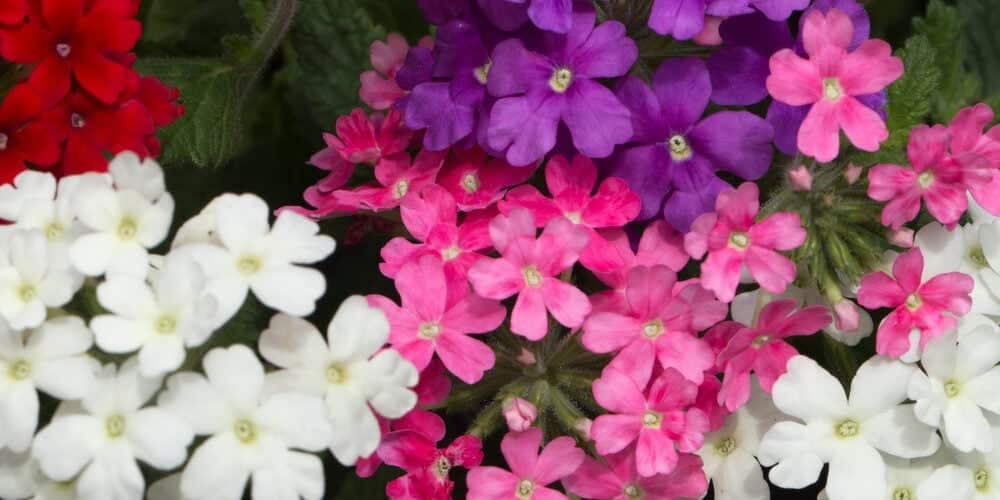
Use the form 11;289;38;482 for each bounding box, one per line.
502;397;537;432
844;163;863;184
574;418;593;441
832;299;861;332
888;228;914;248
788;165;813;191
516;348;537;365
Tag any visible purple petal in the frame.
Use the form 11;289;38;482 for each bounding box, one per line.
750;0;808;21
406;82;476;151
527;0;574;33
396;47;435;91
417;0;471;25
649;0;707;40
801;0;870;51
707;47;769;105
568;20;638;79
651;57;711;131
706;0;754;16
667;154;715;192
477;0;530;31
615;76;669;144
765;101;809;156
719;13;794;55
433;20;490;79
563;79;634;159
605;145;673;220
663;177;731;231
487;38;554;98
857;91;888;121
688;111;774;180
488;91;564;166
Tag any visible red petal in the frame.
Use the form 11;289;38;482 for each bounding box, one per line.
71;51;126;103
12;121;61;166
1;22;54;62
42;0;83;36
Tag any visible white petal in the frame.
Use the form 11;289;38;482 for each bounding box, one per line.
771;355;849;421
362;349;418;419
285;451;325;500
259;314;329;370
112;357;163;412
957;323;1000;380
104;243;150;279
909;372;945;427
250;462;298;500
713;450;769;500
849;356;917;419
180;434;250;500
37;269;76;308
942;397;992;453
268;211;336;264
256;393;331;452
0;383;38;452
25;315;93;358
326;296;390;362
154;256;206;311
96;276;158;319
137;194;174;248
70;232;118;276
249;265;325;317
137;336;187;377
215;194;270;252
203;346;264;415
72;184;120;231
966;367;1000;415
76;450;145;500
147;474;185;500
158;372;228;435
33;355;98;400
9;230;48;282
32;414;102;480
109;152;166;202
920;331;959;381
757;421;824;488
326;385;381;466
916;222;968;276
981;221;1000;273
916;464;976;500
0;450;34;500
825;443;887;500
128;407;194;469
0;171;56;221
862;405;940;458
91;316;148;353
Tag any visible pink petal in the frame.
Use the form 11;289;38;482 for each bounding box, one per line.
837;96;889;152
489;207;537;255
607;341;657;389
719;351;755;410
801;8;853;56
511;288;549;340
592;414;643;455
893;247;925;293
563;458;623;499
378;430;437;472
700;248;745;303
593;366;648;415
949;103;994;154
636;429;679;477
370;33;408;75
581;178;642;228
456;211;494;251
867;164;916;201
501;428;543;478
655;332;713;384
442;294;506;334
468;466;520;500
435;331;496;384
359;71;405;110
394;338;436;372
532;486;571;500
773;306;832;338
857;271;907;309
837;39;903;96
753;341;799;391
533;436;585;485
534;217;589;276
397;255;448;320
715;183;759;230
379;238;427;279
745;246;797;295
881;190;923;230
500;185;563;226
969;172;1000;217
766;49;822;106
875;308;916;358
400;184;457;241
923;182;968;227
798;99;841;162
907;125;951;172
624;265;677;320
445;434;485;467
637;220;688;271
469;257;524;300
395;408;446;441
545;154;596;196
748;212;805;251
582;312;642;353
684;212;717;259
919;272;974;315
541;278;592;330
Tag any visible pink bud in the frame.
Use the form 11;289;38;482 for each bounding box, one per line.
832;299;861;332
503;397;537;432
692;16;723;46
516;348;537;365
889;228;914;248
844;163;863;185
574;418;593;441
788;165;813;191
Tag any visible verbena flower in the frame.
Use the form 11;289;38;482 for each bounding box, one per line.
467;428;584;500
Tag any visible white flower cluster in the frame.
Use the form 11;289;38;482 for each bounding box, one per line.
0;153;419;500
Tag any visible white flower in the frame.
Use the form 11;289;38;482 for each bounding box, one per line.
697;381;781;500
31;358;194;500
731;286;873;347
0;450;33;499
91;255;218;377
0;171;60;222
259;296;419;466
757;355;941;500
108;152;167;202
908;322;1000;453
0;316;97;452
148;474;188;500
157;345;332;500
68;163;174;278
919;437;1000;500
0;230;80;329
916;221;1000;316
176;194;335;318
170;193;236;249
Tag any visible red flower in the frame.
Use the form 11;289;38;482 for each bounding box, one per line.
0;84;61;184
1;0;141;104
0;0;27;25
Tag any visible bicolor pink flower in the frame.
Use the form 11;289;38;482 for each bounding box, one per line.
380;184;493;280
360;33;433;110
684;182;806;303
583;266;726;385
591;367;709;478
468;208;592;340
766;8;903;162
369;255;505;384
715;299;831;411
380;431;484;500
332;149;447;212
467;428;585;500
868;124;986;229
436;147;536;211
857;247;974;358
587;221;688;289
947;103;1000;216
564;448;708;500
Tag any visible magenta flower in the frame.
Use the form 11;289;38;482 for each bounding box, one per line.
319;108;412;166
948;103;1000;216
583;265;726;385
766;8;903;162
436;147;536;211
564;448;708;500
369;255;505;384
332;149;447;212
583;221;688;297
684;182;806;303
486;6;637;166
715;299;831;411
467;428;585;500
857;247;974;358
380;431;484;500
380;184;493;280
591;367;708;478
468;208;592;340
478;0;574;33
360;33;432;110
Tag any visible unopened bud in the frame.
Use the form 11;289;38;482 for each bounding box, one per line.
516;348;537;365
692;16;723;46
844;163;863;184
889;228;914;248
502;397;537;432
574;418;593;440
788;165;813;191
832;299;861;332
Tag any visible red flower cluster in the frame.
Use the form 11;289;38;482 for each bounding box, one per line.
0;0;182;183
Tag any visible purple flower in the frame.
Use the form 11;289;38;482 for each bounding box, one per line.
648;0;753;40
486;6;637;166
417;0;471;25
706;13;793;105
478;0;573;33
605;58;774;231
751;0;810;21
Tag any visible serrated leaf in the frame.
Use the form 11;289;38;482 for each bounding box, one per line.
884;35;942;149
914;0;981;122
959;0;1000;97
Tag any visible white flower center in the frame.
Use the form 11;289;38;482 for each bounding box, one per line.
116;216;138;241
516;479;535;499
892;487;913;500
326;363;347;384
43;221;64;241
944;379;962;398
564;211;582;224
917;171;935;189
0;133;8;151
233;418;258;444
549;68;573;93
667;135;693;161
236;255;262;276
7;359;31;381
642;411;662;428
16;283;37;303
905;293;922;311
105;415;127;439
154;314;177;335
522;265;543;288
976;467;991;493
461;172;481;193
970;246;988;268
715;436;737;456
418;322;441;340
728;232;750;250
474;61;492;85
433;455;451;479
70;113;86;129
822;78;843;101
834;418;860;439
623;485;641;498
55;43;72;58
642;320;664;339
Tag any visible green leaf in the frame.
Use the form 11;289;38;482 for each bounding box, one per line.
884;35;942;149
959;0;1000;97
913;0;980;122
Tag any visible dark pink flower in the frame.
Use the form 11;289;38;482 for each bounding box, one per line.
564;448;708;500
333;149;447;212
467;428;585;500
436;147;536;211
381;431;484;500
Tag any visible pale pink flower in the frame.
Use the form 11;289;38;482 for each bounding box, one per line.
468;208;592;340
582;265;725;385
379;184;493;280
857;247;974;358
467;428;584;500
715;299;831;411
331;149;447;212
503;397;538;432
380;431;484;500
684;182;806;303
591;367;709;478
436;147;535;211
360;33;432;110
868;124;986;229
564;448;708;500
766;8;903;162
369;255;505;384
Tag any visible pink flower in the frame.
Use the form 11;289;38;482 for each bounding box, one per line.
467;428;585;500
948;103;1000;216
591;367;709;478
582;266;726;385
587;221;688;289
380;431;484;500
380;184;493;280
564;448;708;500
360;33;432;110
857;247;974;358
468;208;592;340
715;299;831;411
766;8;903;162
868;124;986;229
684;182;806;303
369;255;505;384
328;108;413;165
332;149;447;212
503;397;538;432
436;147;536;211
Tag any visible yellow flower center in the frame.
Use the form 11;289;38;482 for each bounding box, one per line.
905;293;922;311
154;314;177;335
105;415;127;439
752;334;771;348
433;456;451;479
642;320;664;339
624;485;642;498
667;135;693;161
944;379;962;398
394;179;410;199
728;232;750;249
43;221;64;241
326;363;347;384
0;133;8;151
418;322;441;340
976;467;991;492
522;265;543;288
970;246;988;268
237;255;262;276
461;172;481;193
715;436;737;456
7;359;31;381
116;216;138;241
441;245;461;261
834;418;860;439
892;487;913;500
917;171;935;189
822;78;843;101
549;68;573;93
16;283;37;303
642;411;662;428
474;61;492;85
233;418;258;444
516;479;535;499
